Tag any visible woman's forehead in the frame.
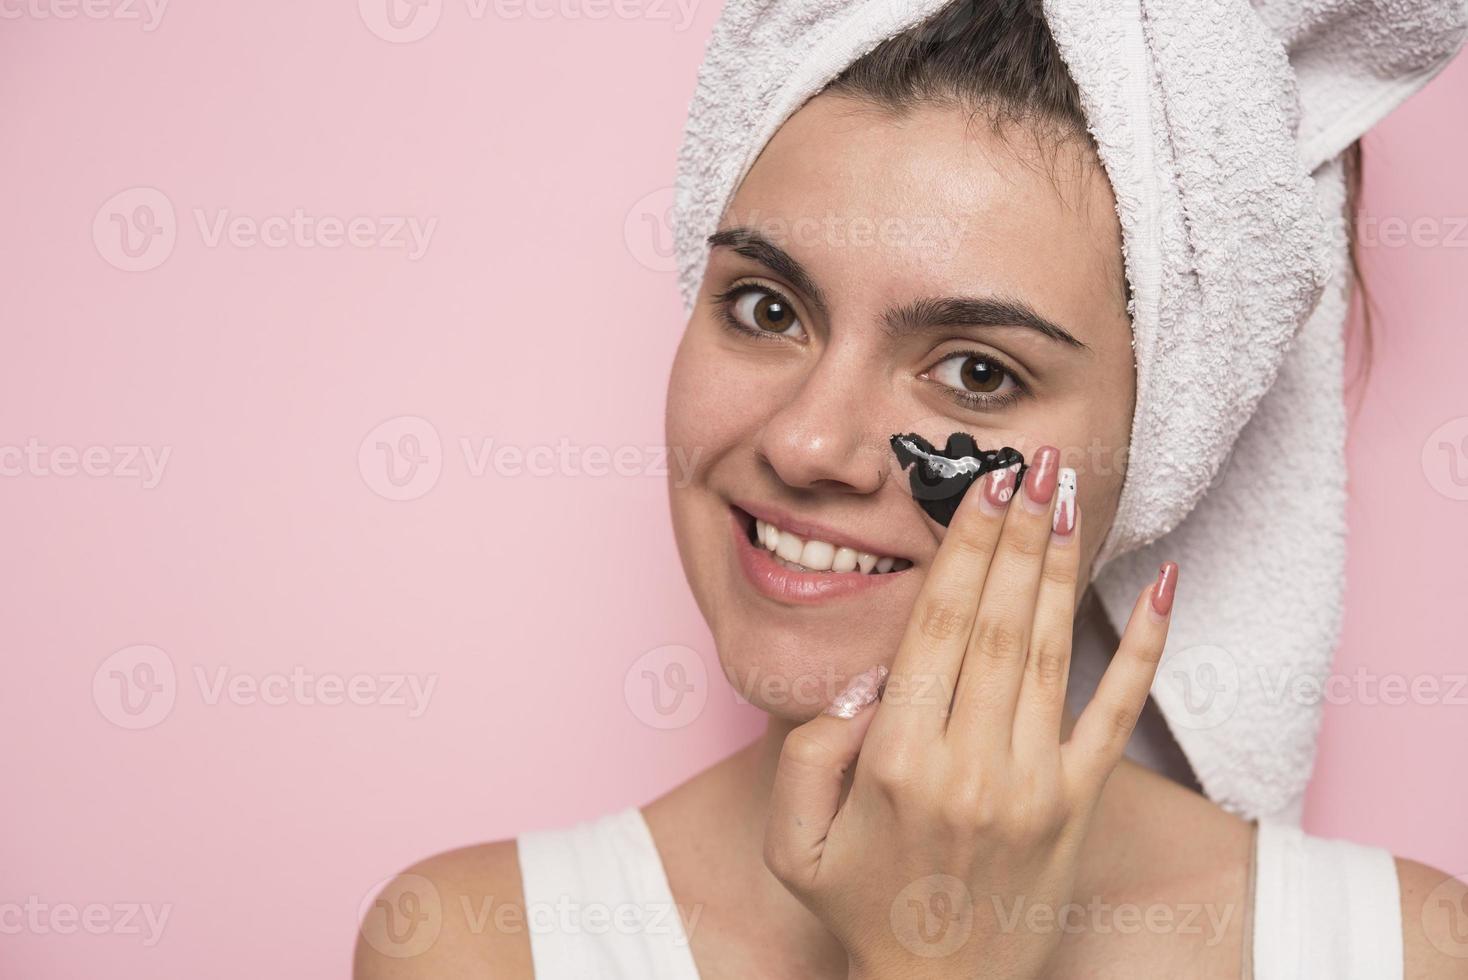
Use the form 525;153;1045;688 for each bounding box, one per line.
720;94;1128;346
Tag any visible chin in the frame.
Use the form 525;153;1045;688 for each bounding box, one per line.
714;620;902;722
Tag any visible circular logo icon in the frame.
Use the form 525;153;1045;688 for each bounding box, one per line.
358;0;442;42
358;416;443;501
93;645;177;730
93;187;176;272
358;872;443;958
623;187;678;274
1154;643;1241;731
1422;872;1468;959
890;874;974;959
1422;416;1468;502
623;644;708;730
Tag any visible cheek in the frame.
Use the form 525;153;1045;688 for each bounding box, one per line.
1065;380;1134;582
665;321;756;462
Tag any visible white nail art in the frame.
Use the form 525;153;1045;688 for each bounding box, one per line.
997;462;1020;503
1053;467;1077;534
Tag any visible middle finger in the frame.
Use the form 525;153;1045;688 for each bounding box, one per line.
948;445;1063;747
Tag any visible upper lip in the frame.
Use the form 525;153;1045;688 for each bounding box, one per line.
732;499;913;562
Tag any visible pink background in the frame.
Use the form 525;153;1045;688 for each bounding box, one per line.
1;4;1463;976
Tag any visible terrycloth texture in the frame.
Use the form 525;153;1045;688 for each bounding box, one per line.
672;0;1467;820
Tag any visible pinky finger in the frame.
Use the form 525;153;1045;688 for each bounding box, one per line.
1063;562;1178;794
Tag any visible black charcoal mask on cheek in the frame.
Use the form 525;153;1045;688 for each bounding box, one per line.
889;433;1028;527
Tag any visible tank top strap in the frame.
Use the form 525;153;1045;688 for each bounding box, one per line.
1251;819;1403;979
516;806;702;980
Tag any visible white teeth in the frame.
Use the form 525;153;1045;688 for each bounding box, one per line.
799;539;836;572
774;531;804;563
750;515;903;575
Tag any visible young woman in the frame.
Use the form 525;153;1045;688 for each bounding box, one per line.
355;2;1467;976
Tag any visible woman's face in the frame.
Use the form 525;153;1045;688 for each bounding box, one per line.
666;94;1135;721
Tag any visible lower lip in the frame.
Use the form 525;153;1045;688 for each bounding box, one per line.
731;509;909;605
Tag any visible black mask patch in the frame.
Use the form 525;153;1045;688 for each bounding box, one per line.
889;432;1027;527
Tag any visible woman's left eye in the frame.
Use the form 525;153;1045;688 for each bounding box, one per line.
719;286;806;340
925;352;1021;405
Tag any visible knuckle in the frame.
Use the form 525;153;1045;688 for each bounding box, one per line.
974;615;1023;660
863;744;919;795
1027;644;1069;687
1016;779;1065;834
1105;702;1140;745
780;728;836;772
1130;637;1167;668
940;779;997;830
945;518;997;559
915;595;973;644
1000;526;1047;562
1040;556;1078;590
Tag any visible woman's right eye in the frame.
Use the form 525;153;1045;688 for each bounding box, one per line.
719;285;806;341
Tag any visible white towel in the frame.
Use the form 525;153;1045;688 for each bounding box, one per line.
672;0;1467;820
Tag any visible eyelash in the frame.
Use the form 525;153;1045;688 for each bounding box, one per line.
711;281;800;343
712;282;1029;411
922;350;1029;412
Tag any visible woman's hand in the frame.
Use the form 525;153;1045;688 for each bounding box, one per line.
763;446;1178;979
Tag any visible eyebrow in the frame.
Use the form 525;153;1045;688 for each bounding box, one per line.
706;226;1090;351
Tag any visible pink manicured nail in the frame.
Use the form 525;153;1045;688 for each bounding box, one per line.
981;463;1021;512
1022;446;1060;508
1151;562;1179;617
824;664;889;719
1052;468;1077;536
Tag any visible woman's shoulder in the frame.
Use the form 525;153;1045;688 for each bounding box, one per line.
1396;856;1468;979
352;838;534;980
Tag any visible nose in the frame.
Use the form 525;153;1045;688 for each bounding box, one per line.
755;350;887;495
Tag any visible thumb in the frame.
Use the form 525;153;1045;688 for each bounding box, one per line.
764;665;887;893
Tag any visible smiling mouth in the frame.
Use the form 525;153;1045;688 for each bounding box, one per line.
734;507;913;575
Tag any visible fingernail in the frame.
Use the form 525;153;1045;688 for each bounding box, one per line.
1052;468;1077;536
1021;445;1059;510
824;664;889;719
1150;562;1178;617
978;462;1021;515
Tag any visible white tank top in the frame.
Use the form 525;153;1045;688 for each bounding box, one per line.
516;807;1403;979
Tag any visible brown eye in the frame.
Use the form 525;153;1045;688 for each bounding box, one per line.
729;287;805;339
958;355;1004;392
753;294;793;331
928;351;1019;405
